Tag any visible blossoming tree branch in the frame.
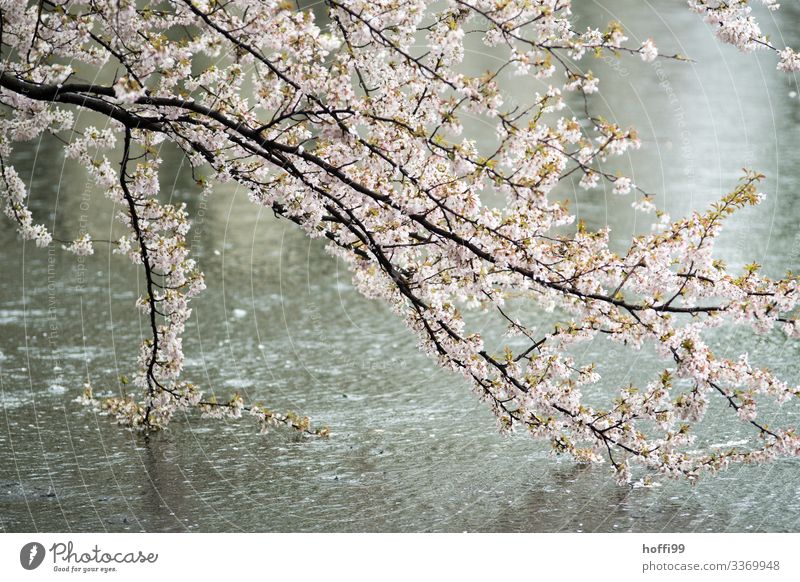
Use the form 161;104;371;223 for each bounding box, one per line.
1;0;799;484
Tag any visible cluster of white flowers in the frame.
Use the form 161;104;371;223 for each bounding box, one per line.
640;39;659;62
689;0;798;70
0;165;53;247
778;47;800;72
62;233;94;256
612;176;634;195
632;196;657;214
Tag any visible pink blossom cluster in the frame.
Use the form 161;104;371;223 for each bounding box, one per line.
689;0;800;71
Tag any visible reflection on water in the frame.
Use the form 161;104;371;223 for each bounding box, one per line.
2;1;800;532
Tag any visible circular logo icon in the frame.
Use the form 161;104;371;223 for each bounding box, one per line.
20;542;46;570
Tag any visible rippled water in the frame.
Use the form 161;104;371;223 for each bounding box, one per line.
2;2;800;532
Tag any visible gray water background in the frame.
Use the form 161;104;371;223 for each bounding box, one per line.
2;1;800;532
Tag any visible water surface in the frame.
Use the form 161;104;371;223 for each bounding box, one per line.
1;1;800;532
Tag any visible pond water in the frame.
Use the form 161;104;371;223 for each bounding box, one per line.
2;1;800;532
